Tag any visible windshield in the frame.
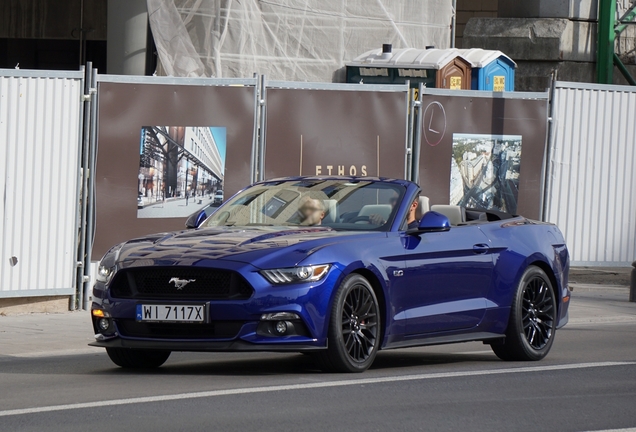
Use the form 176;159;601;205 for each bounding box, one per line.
201;179;405;231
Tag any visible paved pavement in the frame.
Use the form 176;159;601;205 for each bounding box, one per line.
0;283;633;358
0;312;94;358
137;196;213;218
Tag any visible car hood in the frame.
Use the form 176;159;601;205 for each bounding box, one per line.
113;226;376;269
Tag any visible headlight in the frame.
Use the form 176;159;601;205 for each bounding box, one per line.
96;265;116;283
260;264;331;285
95;243;125;284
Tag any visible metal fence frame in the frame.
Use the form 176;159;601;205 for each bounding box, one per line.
545;80;636;266
0;68;85;302
262;79;412;181
81;73;261;309
416;87;550;219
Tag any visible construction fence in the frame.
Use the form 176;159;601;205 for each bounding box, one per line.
0;66;634;309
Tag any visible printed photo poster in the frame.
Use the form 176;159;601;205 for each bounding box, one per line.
418;93;548;220
450;133;522;214
94;81;255;258
137;126;226;218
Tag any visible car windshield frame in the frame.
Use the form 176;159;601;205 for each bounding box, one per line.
200;179;406;232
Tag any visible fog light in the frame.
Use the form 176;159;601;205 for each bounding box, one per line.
98;318;110;332
275;321;288;334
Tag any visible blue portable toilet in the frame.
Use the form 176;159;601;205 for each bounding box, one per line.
458;49;516;91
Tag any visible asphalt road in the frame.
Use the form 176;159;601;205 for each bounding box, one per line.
1;286;635;432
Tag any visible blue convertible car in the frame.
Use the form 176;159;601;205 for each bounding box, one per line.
90;177;570;372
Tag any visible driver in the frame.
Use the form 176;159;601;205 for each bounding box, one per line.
405;197;420;229
368;191;399;225
294;196;326;226
368;193;420;229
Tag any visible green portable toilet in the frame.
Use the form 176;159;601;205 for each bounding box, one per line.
346;45;472;90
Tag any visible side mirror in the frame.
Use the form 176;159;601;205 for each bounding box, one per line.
185;209;208;229
408;211;451;234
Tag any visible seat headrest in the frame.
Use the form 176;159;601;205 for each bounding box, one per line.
323;199;338;224
415;196;430;220
430;204;465;226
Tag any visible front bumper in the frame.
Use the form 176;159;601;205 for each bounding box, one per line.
91;261;342;352
89;337;325;352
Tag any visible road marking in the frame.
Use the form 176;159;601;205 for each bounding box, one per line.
584;429;636;432
0;361;633;418
9;348;99;358
568;316;636;326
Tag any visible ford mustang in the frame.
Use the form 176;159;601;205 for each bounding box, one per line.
90;176;570;372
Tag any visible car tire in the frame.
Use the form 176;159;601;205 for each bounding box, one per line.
106;348;171;369
491;266;557;361
316;274;381;373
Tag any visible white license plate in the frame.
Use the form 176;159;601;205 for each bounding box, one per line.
136;304;206;323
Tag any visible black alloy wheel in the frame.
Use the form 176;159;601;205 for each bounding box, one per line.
522;275;555;350
491;266;557;361
316;274;381;372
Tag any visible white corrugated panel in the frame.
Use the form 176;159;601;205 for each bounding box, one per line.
0;70;83;298
546;81;636;266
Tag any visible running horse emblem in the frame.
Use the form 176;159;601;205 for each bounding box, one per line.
169;277;196;290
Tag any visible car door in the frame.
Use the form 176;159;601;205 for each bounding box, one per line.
400;225;494;335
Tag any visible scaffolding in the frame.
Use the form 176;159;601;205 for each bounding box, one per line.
597;0;636;85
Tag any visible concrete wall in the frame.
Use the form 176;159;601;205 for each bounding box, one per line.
455;0;499;48
0;0;106;40
498;0;598;20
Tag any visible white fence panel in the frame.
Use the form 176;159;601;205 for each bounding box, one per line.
0;70;84;298
546;81;636;266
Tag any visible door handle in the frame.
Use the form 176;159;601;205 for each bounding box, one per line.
473;243;490;254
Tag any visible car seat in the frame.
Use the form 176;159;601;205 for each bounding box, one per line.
430;204;465;226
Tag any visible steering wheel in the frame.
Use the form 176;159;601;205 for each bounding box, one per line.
350;215;371;223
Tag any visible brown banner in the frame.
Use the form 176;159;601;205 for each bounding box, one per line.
94;82;255;257
418;95;548;220
264;88;408;180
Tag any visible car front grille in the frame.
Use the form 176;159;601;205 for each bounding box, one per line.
109;267;254;300
116;320;244;340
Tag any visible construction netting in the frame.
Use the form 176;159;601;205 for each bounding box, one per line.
147;0;453;81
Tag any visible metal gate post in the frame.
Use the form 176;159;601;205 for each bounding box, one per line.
71;66;86;310
411;83;424;184
250;73;260;184
83;67;98;310
257;74;267;182
405;80;413;181
76;62;93;310
541;71;557;222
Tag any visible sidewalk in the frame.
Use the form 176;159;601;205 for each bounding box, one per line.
0;311;95;358
569;266;632;286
